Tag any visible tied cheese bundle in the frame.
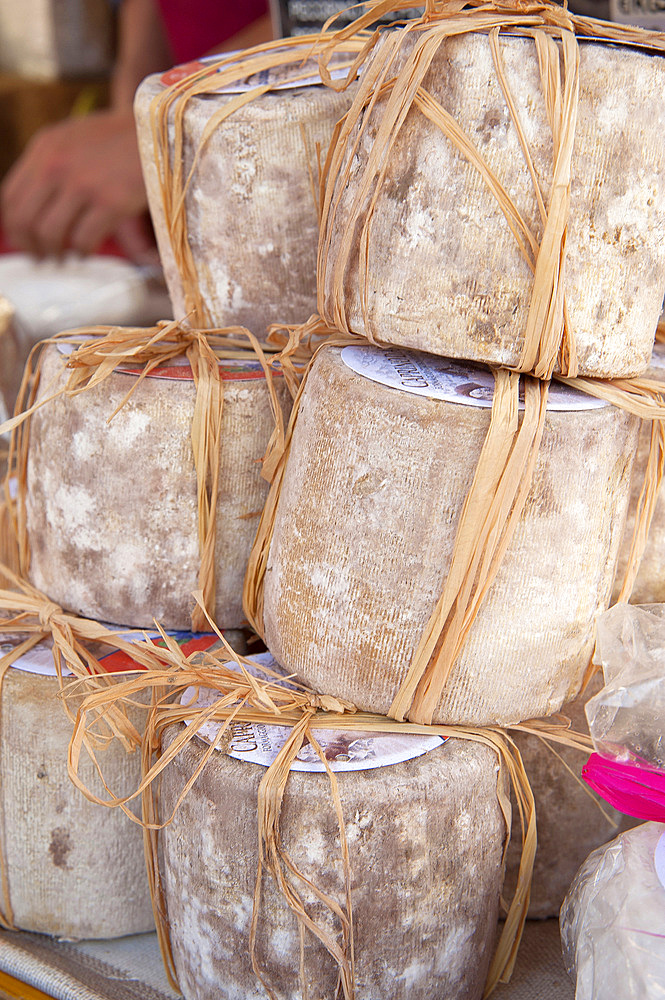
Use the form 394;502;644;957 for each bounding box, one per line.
157;654;507;1000
135;46;357;333
0;634;153;938
22;339;291;629
258;346;638;726
319;27;665;377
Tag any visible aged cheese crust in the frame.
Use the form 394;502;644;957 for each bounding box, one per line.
613;342;665;603
135;69;354;334
503;676;636;919
320;32;665;377
25;344;291;629
159;723;506;1000
262;347;639;726
0;665;152;938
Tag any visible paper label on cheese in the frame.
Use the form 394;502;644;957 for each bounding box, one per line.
655;832;665;891
341;345;608;411
160;50;350;92
182;652;446;772
55;340;271;381
1;631;217;677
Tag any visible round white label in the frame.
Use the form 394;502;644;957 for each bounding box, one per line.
160;48;351;93
182;652;445;773
341;345;608;411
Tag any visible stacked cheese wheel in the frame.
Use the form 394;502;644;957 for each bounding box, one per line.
320;31;665;377
260;346;638;725
146;26;660;1000
135;56;356;333
0;638;153;938
25;344;290;629
159;652;507;1000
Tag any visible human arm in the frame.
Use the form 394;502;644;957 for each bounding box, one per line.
0;0;173;261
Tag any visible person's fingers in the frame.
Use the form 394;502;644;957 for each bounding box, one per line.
113;215;160;266
30;185;89;258
67;203;119;256
2;153;63;255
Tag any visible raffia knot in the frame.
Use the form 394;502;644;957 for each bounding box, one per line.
311;693;357;714
39;600;63;631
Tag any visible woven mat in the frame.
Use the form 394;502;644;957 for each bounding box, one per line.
0;919;574;999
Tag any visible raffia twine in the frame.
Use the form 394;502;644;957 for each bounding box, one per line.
246;315;665;727
18;585;588;999
317;1;665;381
0;319;285;631
149;34;369;328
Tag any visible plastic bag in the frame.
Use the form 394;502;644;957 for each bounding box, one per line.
589;603;665;768
579;604;665;821
561;822;665;999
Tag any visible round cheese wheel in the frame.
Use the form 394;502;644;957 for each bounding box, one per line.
261;346;639;725
135;56;355;334
159;721;506;1000
320;31;665;378
613;340;665;603
0;645;152;938
25;342;291;629
503;676;637;919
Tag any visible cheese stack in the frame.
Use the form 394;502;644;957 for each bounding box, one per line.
613;340;665;603
24;343;291;629
320;30;665;377
0;637;153;938
135;54;356;333
503;675;636;919
260;346;638;726
158;654;507;1000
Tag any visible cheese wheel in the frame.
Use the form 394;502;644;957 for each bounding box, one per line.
320;31;665;377
0;646;152;938
25;343;291;629
135;57;355;334
613;340;665;603
159;722;506;1000
503;676;637;919
261;346;639;725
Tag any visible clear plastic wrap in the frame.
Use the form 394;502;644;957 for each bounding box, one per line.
561;822;665;999
581;604;665;821
589;603;665;768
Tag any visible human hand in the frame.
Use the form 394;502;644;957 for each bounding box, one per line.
1;109;156;263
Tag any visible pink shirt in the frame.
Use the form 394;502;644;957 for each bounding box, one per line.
156;0;269;64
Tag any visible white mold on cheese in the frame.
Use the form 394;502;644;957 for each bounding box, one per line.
0;638;153;938
320;31;665;377
24;343;291;629
135;55;356;333
159;719;506;1000
261;346;639;726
